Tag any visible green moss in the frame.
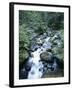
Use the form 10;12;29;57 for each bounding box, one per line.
60;29;64;40
19;49;29;64
42;69;64;78
40;51;52;62
52;46;64;63
55;53;64;62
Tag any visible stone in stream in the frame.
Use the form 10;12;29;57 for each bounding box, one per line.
43;62;48;67
54;56;64;69
52;46;64;68
46;56;58;71
24;62;32;71
36;38;44;46
52;60;58;71
43;42;52;49
43;33;48;38
19;49;29;67
46;48;52;52
40;51;53;63
19;60;33;79
39;68;43;72
19;68;28;79
51;56;63;70
43;67;48;74
30;43;39;52
42;55;60;73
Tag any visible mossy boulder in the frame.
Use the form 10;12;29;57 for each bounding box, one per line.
40;51;53;62
52;47;64;64
52;47;58;54
52;47;63;54
19;49;29;66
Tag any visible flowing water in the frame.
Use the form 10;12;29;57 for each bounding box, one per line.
28;36;52;79
20;34;61;79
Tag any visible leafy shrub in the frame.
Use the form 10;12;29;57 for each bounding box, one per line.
19;24;31;67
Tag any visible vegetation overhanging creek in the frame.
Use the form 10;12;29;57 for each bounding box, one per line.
19;11;64;79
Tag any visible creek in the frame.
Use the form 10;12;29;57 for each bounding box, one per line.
20;33;60;79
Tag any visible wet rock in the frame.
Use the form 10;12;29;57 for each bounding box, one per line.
40;51;53;62
43;56;59;72
30;71;35;75
39;67;43;72
36;38;44;45
52;47;63;54
55;53;64;61
42;33;48;39
43;67;47;73
30;44;39;52
19;69;28;79
25;62;32;71
47;29;55;37
46;48;52;52
50;67;54;71
52;59;58;71
52;32;61;40
55;53;64;69
43;62;48;67
43;41;52;49
52;56;64;69
52;40;58;45
52;46;64;65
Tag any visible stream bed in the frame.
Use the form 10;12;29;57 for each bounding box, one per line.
19;32;64;79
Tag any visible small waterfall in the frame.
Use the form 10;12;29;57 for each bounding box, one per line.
28;49;43;79
28;36;51;79
20;32;63;79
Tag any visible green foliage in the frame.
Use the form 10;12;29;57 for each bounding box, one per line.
35;26;44;35
19;24;31;66
19;11;43;29
19;11;64;34
47;12;64;30
19;24;31;48
19;49;29;63
60;29;64;40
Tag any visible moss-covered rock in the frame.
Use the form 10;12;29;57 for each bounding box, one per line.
52;47;58;54
40;51;52;62
52;46;64;64
19;49;29;66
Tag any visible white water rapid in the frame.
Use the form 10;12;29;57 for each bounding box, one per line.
28;36;51;79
